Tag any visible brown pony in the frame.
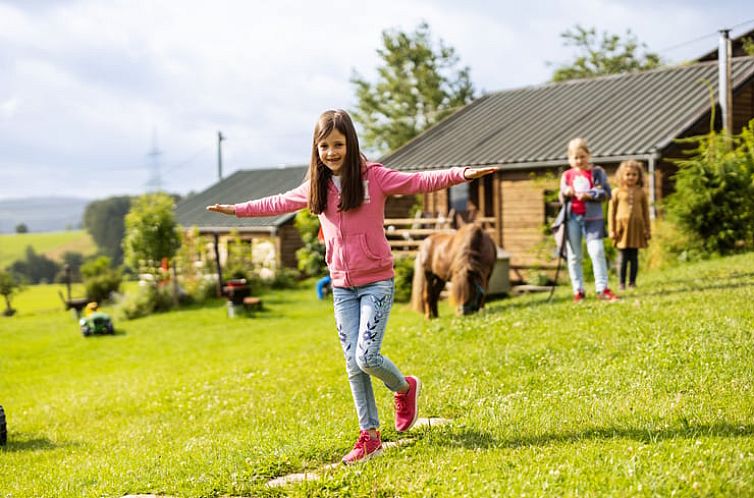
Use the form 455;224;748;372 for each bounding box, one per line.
411;223;497;319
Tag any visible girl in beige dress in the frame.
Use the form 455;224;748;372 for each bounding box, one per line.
608;160;651;289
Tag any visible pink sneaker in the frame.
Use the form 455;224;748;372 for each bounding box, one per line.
573;290;586;303
394;376;421;432
597;288;620;302
342;430;382;465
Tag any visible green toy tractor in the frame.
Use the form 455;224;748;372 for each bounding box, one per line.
79;303;115;337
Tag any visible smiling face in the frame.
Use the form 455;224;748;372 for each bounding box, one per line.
317;129;347;176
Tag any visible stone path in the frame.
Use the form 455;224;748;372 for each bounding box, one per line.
265;417;452;488
122;417;452;496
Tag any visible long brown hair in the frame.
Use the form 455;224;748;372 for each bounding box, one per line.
308;109;365;214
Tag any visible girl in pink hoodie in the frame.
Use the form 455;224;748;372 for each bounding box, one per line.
208;109;495;464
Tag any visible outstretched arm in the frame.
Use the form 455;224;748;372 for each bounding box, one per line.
463;167;498;180
207;204;236;215
206;181;309;218
378;165;498;196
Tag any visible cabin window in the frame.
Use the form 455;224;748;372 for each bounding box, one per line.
449;182;469;214
543;189;560;227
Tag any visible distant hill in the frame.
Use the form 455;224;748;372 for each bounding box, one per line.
0;197;89;233
0;230;97;269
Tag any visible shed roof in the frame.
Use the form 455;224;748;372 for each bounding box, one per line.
381;57;754;171
174;165;308;232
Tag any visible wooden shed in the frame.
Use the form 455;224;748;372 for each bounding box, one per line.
174;165;418;271
380;57;754;270
174;166;309;270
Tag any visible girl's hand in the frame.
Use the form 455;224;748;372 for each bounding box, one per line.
206;204;236;215
464;167;498;180
563;186;574;197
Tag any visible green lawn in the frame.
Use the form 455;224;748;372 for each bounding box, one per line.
1;254;753;497
0;230;97;268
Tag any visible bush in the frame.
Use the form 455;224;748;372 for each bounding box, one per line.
666;122;754;255
81;256;122;303
268;267;299;290
393;255;414;302
294;210;325;276
116;282;175;320
641;217;706;270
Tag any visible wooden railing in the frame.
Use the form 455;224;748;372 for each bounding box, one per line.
384;215;497;256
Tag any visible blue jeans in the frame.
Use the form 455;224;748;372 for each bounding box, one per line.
332;279;409;430
566;215;609;293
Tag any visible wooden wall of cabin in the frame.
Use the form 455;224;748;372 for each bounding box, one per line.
498;169;559;267
421;189;450;216
277;224;304;269
385;195;417;218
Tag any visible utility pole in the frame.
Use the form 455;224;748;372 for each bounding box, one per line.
146;129;163;192
217;131;225;181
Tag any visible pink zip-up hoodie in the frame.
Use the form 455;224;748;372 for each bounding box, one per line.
234;162;469;288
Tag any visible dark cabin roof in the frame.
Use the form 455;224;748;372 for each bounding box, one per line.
381;57;754;171
175;165;308;232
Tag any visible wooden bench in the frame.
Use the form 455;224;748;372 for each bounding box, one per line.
242;296;263;312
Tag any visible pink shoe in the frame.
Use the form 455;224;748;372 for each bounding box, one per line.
597;288;620;302
394;376;421;432
573;290;586;303
342;430;382;465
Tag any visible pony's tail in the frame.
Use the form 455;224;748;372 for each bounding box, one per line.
411;253;426;313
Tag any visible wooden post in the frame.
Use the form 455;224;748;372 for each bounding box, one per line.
213;233;224;297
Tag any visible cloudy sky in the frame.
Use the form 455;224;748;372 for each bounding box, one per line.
1;0;752;200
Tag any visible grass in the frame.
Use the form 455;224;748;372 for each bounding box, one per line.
0;230;97;268
1;254;753;497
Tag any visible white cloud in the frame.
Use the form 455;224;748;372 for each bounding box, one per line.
0;0;751;200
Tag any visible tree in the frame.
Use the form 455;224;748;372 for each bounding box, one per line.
15;223;28;233
8;246;60;284
0;270;22;316
550;25;662;82
122;193;181;276
83;196;132;265
351;21;475;155
666;120;754;255
59;251;85;282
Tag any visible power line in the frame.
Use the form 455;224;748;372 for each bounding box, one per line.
656;18;754;55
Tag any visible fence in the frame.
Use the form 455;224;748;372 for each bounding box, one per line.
384;213;497;256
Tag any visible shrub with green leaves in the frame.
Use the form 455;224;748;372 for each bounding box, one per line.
666;121;754;255
80;255;122;303
116;282;175;320
393;255;414;302
294;210;325;277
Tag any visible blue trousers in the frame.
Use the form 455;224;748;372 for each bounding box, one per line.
332;279;409;430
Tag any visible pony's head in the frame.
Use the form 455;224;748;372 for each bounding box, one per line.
449;225;494;316
451;267;488;315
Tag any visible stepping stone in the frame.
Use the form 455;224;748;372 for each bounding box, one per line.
266;418;453;488
415;417;452;428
